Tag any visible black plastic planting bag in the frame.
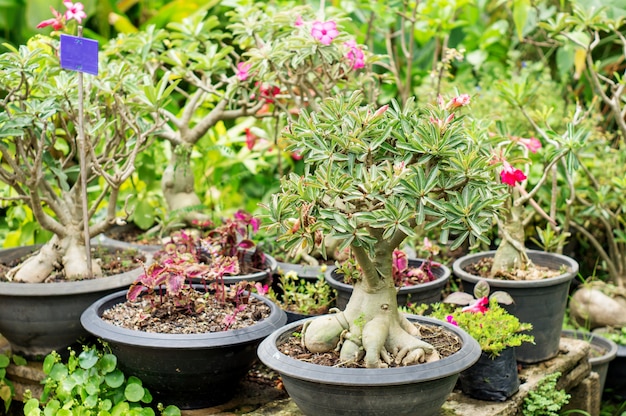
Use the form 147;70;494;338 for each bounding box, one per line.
458;347;520;401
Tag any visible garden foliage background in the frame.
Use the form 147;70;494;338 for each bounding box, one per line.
1;0;626;287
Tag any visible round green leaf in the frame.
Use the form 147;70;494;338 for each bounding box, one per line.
78;349;99;369
141;388;152;404
99;354;118;373
42;354;56;374
105;369;125;388
111;401;130;416
162;405;182;416
124;383;145;402
48;363;68;381
101;398;113;411
0;355;9;367
23;398;41;415
84;393;98;408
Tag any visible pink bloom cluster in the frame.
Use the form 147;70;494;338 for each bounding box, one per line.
513;136;542;153
344;40;364;69
500;160;527;186
236;62;252;81
461;297;489;313
37;1;86;31
311;20;339;45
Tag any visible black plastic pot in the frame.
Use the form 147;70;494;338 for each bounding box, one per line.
602;343;626;399
0;244;147;359
257;315;480;416
459;347;520;401
561;329;617;394
453;250;578;364
81;287;287;409
325;259;450;309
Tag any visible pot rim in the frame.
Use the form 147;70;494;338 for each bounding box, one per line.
325;258;451;293
562;329;618;365
257;314;480;386
452;250;579;288
80;287;287;348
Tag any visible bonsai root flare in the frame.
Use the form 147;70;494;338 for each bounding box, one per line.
6;242;59;283
302;284;440;368
6;237;103;283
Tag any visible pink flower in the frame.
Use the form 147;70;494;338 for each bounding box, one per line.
63;1;86;23
295;15;304;27
311;20;339;45
500;161;527;186
462;297;489;313
237;62;252;81
446;315;458;326
429;113;455;130
254;282;269;295
37;6;65;30
344;40;364;69
374;104;389;118
519;137;542;153
446;94;471;109
245;128;257;150
291;151;303;161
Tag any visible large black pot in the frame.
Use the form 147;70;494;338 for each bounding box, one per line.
453;250;578;364
0;244;147;359
80;287;287;409
257;315;480;416
325;259;450;309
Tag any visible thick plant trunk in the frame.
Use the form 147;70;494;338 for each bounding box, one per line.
491;202;530;275
7;235;102;283
161;148;211;225
302;274;440;368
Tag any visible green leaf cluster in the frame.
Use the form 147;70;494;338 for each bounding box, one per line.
267;269;335;315
265;90;506;264
430;298;534;357
522;372;570;416
23;346;180;416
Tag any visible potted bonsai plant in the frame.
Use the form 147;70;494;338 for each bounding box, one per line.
258;90;504;415
452;112;582;363
431;279;534;401
0;4;170;358
80;220;287;410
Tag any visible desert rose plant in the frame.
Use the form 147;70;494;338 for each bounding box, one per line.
264;91;505;368
480;77;588;277
0;3;170;282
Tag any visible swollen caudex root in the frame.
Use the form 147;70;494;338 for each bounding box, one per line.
7;238;103;283
6;242;59;283
302;308;440;368
570;282;626;329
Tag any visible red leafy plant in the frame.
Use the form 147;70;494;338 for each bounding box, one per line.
126;211;267;329
339;239;442;287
